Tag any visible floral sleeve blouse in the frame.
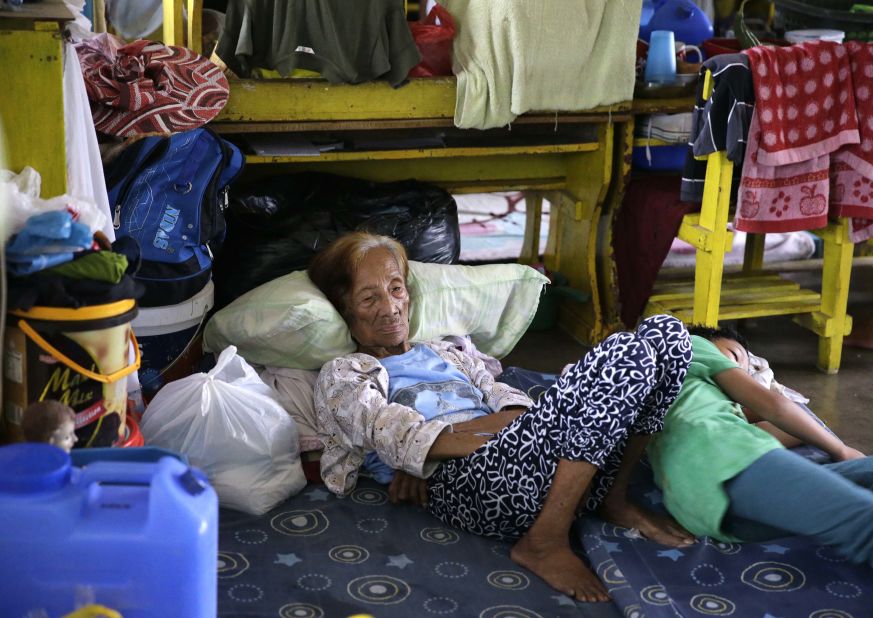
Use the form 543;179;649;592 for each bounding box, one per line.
314;340;533;496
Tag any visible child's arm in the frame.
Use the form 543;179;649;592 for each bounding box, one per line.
714;368;865;461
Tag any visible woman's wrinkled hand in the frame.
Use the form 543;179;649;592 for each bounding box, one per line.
388;470;429;507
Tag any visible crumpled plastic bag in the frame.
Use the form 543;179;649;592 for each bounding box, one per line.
140;346;306;515
409;3;456;77
2;166;112;244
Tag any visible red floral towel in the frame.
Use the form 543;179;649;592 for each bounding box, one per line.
75;33;229;137
744;42;859;166
736;110;830;233
831;42;873;241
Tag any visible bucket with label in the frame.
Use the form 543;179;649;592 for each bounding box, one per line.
131;279;213;400
2;299;141;448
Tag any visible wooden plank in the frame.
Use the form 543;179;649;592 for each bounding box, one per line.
243;142;599;164
631;96;696;114
0;28;66;197
672;300;822;322
651;273;793;294
212;111;633;133
242;153;571;191
654;289;820;312
216;78;631;123
0;4;74;21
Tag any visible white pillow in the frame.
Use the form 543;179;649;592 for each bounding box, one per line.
203;262;548;370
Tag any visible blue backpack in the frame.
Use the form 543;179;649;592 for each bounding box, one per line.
105;128;244;307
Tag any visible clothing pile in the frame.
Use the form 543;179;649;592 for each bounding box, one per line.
214;0;421;87
6;212;143;312
3;167;144;310
682;41;873;243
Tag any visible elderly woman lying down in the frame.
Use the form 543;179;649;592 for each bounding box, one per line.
308;231;695;602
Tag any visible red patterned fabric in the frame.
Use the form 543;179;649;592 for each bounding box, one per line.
736;110;830;233
739;41;873;240
831;42;873;241
75;33;229;137
744;42;858;166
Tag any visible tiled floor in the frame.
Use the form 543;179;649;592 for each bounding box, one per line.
503;261;873;454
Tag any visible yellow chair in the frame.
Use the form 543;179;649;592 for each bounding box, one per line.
644;71;854;373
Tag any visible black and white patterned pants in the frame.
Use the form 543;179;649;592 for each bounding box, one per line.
426;314;692;541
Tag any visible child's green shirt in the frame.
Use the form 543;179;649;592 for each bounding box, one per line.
648;336;783;540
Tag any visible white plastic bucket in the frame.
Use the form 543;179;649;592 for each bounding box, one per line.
131;280;214;397
785;29;845;44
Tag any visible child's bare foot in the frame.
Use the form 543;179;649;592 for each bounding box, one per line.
598;499;695;547
511;534;610;603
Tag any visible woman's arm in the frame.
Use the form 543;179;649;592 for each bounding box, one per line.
451;406;527;435
714;367;864;460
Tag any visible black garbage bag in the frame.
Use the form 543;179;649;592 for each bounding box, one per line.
212;172;460;309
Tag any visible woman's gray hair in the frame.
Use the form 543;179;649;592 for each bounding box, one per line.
307;231;409;319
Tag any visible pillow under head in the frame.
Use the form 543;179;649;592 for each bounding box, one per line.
203;261;548;370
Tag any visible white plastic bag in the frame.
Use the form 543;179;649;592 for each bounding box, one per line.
140;346;306;515
2;166;112;244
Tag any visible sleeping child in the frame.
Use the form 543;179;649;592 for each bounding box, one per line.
647;325;873;566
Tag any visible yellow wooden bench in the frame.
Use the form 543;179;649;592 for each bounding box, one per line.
158;0;643;345
644;71;854;373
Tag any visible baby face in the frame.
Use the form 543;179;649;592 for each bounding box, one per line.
49;418;78;452
713;337;750;372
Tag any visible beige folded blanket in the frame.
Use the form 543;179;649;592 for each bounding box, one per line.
443;0;642;129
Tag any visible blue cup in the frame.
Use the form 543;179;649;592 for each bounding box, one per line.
645;30;677;84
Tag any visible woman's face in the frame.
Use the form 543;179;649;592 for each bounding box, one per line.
346;248;410;355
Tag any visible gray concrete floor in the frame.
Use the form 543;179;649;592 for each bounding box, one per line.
503;262;873;454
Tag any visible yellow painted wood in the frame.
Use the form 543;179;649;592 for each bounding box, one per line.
163;0;183;47
0;27;66;197
743;233;766;272
678;216;734;251
518;192;544;265
214;77;630;124
691;149;734;325
807;218;854;373
554;122;618;344
244;142;599;165
244;153;570;192
631;96;697;114
186;0;203;54
0;4;74;21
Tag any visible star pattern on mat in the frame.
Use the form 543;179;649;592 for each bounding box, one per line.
306;488;331;502
761;544;790;555
275;553;302;567
763;613;783;618
553;595;579;607
603;541;622;553
623;528;644;540
386;554;414;569
657;549;684;562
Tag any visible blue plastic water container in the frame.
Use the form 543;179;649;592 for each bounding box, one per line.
0;443;217;618
640;0;713;46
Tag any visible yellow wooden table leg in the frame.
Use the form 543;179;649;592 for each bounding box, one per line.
815;219;853;373
518;191;543;265
743;233;765;272
692;150;734;326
